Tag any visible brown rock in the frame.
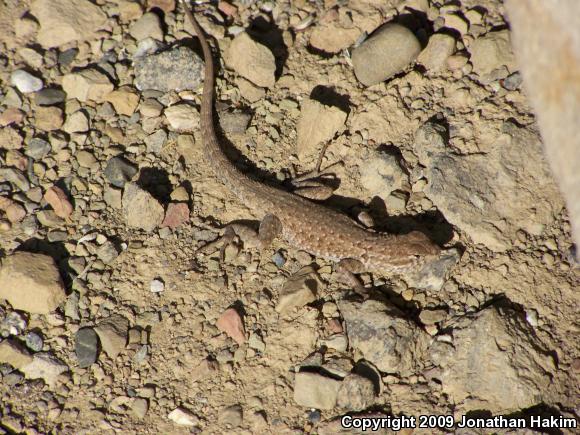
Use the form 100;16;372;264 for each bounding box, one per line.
61;69;114;102
105;87;140;116
0;252;66;314
226;32;275;88
216;308;246;345
44;186;73;218
122;182;164;232
0;339;33;369
5;202;26;223
296;99;347;157
31;0;108;48
161;202;189;229
94;315;129;359
0;108;25;126
34;106;64;131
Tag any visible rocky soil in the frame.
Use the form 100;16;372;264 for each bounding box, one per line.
0;0;578;434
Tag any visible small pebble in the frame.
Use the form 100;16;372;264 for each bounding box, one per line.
11;69;43;93
272;251;286;268
25;331;44;352
150;279;164;293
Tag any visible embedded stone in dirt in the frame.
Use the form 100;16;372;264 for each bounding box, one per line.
226;32;276;88
63;110;89;133
359;149;408;199
0;339;33;369
216;308;246;345
134;46;204;92
352;23;421;86
31;0;107;48
94;315;129;359
0;252;65;314
104;156;138;188
75;328;99;368
61;69;114;102
417;33;456;73
469;30;516;81
161;202;189;229
430;305;555;413
339;299;430;376
122;182;164;232
168;407;199;426
20;352;68;387
309;24;360;54
44;185;73;218
164;104;200;131
293;372;341;409
336;373;376;411
129;12;163;41
275;266;320;314
296;99;347;158
105;86;140;116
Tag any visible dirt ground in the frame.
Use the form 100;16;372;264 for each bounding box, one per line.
0;0;578;434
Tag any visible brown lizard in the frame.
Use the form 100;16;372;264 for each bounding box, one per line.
183;3;441;294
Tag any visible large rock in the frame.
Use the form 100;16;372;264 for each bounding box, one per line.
469;30;516;82
31;0;107;48
414;121;563;251
122;182;164;232
294;372;341;409
430;305;554;413
338;300;429;376
0;252;66;314
296;99;347;158
505;0;580;260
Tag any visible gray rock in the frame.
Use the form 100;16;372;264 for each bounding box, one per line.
402;248;460;292
34;89;66;106
64;292;80;321
360;149;408;199
352;23;421;86
25;137;51;159
104;157;138;188
275;266;320;314
21;352;68;387
336;373;376;411
338;299;430;376
414;121;563;251
430;305;555;413
293;372;341;409
134;46;204;92
0;168;30;192
122;182;164;232
218;404;243;428
25;331;44;352
219;111;252;135
96;240;119;264
75;328;99;368
47;230;67;242
144;129;167;154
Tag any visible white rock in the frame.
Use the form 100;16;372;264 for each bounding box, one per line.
168;407;199;426
164;104;200;131
10;70;43;93
21;352;68;387
150;279;164;293
293;372;341;409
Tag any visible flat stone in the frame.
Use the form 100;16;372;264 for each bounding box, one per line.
469;30;516;81
44;185;73;218
164;104;199;131
105;86;140;116
61;69;114;102
34;88;66;106
336;373;376;411
161;202;189;229
129;12;163;41
96;240;119;264
0;339;33;369
0;168;29;191
296;99;347;157
144;129;167;153
75;328;99;368
352;23;421;86
31;0;108;48
104;156;138;188
36;210;65;227
0;252;66;314
0;128;23;150
21;352;68;387
216;308;246;345
134;46;204;92
0;108;25;126
275;266;319;314
76;150;97;169
34;106;64;131
94;315;129;359
226;32;275;88
63;110;89;133
122;182;164;232
359;150;408;199
131;398;149;419
293;372;341;409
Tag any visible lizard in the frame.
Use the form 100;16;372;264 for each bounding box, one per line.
182;2;441;295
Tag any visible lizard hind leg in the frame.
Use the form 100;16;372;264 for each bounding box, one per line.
290;141;343;201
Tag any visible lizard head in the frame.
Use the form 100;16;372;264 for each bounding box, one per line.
363;230;441;273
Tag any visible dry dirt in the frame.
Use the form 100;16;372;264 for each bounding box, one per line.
0;0;578;434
